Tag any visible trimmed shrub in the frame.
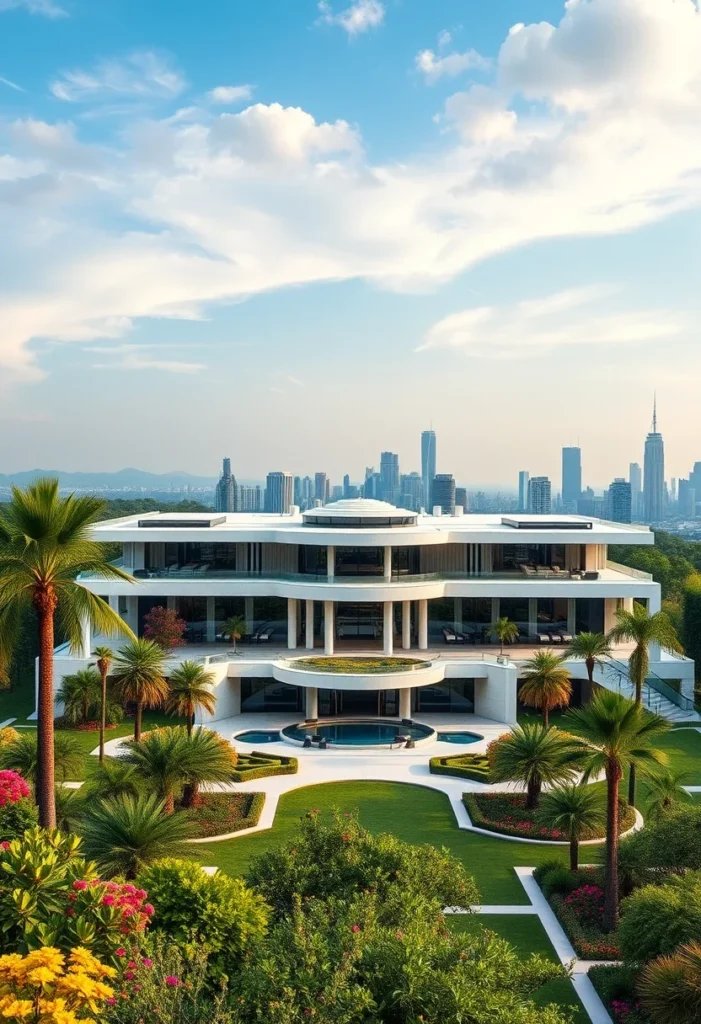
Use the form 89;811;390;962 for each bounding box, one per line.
538;864;582;898
0;798;38;842
429;754;491;783
231;751;297;783
465;791;633;841
136;858;269;982
619;805;701;883
619;871;701;965
588;965;643;1024
187;791;264;838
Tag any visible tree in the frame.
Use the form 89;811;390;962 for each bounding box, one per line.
564;690;670;931
165;660;216;736
178;727;237;808
83;758;143;802
607;601;682;807
78;793;195;878
537;784;606;870
0;479;133;827
566;631;613;688
638;942;701;1024
619;872;701;966
0;730;84;786
123;726;235;812
92;646;113;764
111;638;169;741
222;615;247;654
56;668;101;726
519;651;573;726
682;574;701;688
645;769;693;822
489;616;519;655
488;724;583;810
142;605;186;650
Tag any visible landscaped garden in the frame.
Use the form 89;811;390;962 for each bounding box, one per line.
291;656;427;673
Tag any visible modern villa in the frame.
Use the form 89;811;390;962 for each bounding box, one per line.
49;498;695;741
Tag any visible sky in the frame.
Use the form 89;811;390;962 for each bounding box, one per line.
1;0;701;490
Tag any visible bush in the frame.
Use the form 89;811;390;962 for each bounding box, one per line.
537;864;582;898
186;791;264;838
136;859;268;982
550;890;621;959
0;946;117;1022
231;751;297;783
0;797;38;841
588;965;646;1024
465;791;633;841
619;871;701;965
619;805;701;883
429;754;491;783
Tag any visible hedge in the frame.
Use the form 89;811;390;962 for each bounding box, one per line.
231;751;298;783
189;791;266;838
429;754;491;784
464;792;635;842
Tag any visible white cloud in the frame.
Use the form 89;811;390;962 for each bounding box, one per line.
437;30;452;49
90;345;205;374
317;0;385;36
0;75;24;92
207;84;254;105
0;0;65;17
416;47;489;82
419;287;684;358
50;51;186;102
210;102;360;162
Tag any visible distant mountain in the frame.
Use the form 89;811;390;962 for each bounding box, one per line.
0;468;218;489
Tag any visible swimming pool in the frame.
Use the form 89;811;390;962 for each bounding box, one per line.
234;730;281;744
437;731;484;745
281;719;435;748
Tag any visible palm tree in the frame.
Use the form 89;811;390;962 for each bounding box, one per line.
165;661;216;735
519;651;573;726
111;638;169;741
537;784;606;870
0;730;84;786
564;690;670;931
645;769;693;821
83;758;144;802
56;668;101;726
638;942;701;1024
607;602;682;806
78;793;195;878
92;646;113;764
0;479;133;827
179;726;238;808
566;632;613;689
489;723;584;810
489;616;519;655
222;615;247;654
54;786;86;833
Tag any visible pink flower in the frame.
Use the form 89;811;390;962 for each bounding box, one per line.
351;925;360;933
165;976;179;987
115;948;126;958
107;998;116;1006
102;895;115;906
141;958;153;968
124;970;134;981
72;880;88;891
127;961;136;969
144;904;154;916
0;842;9;850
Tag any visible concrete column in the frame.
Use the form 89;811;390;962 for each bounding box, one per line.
166;596;176;612
418;600;428;650
383;601;394;657
454;597;462;634
244;597;254;632
327;545;335;580
528;597;538;639
78;613;91;659
402;601;411;650
203;596;214;643
604;598;619;633
324;601;334;655
623;597;634;614
230;678;241;716
133;543;145;571
305;599;315;650
306;686;318;719
124;596;138;636
287;598;297;650
108;594;120;615
567;598;576;635
399;687;411;720
384;545;392;580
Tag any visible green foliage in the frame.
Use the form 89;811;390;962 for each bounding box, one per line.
231;751;297;783
136;859;268;982
56;669;101;726
0;796;37;841
619;805;701;880
293;656;424;673
245;808;480;925
535;863;582;899
0;730;84;783
166;661;216;731
82;758;144;801
588;964;640;1017
619;872;701;965
682;574;701;683
187;791;264;838
645;768;693;821
54;785;86;833
638;941;701;1024
464;792;632;842
429;753;491;783
489;724;584;809
610;534;699;601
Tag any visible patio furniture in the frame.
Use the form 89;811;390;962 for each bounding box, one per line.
558;632;574;643
319;739;328;750
583;571;599;580
536;633;551;644
442;627;459;644
548;632;564;643
303;737;312;748
405;738;415;749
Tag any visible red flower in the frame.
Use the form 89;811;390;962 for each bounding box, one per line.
351;925;360;933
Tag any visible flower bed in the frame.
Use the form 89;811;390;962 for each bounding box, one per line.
186;792;265;838
232;751;298;783
463;791;635;841
429;754;491;784
589;965;649;1022
292;657;425;673
535;863;622;960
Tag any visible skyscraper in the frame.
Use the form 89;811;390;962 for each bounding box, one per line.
629;462;642;520
400;472;423;512
679;478;696;518
265;472;293;514
455;486;468;512
643;399;665;523
214;458;236;512
528;476;552;514
432;474;455;515
518;471;529;513
343;474;351;498
314;472;327;505
562;447;582;511
608;478;632;523
421;430;436;510
379;452;400;504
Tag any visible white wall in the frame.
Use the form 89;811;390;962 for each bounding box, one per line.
473;664;518;725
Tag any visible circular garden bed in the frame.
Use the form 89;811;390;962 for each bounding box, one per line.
464;791;636;841
291;657;426;674
186;791;265;839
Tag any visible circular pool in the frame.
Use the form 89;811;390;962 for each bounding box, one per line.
281;719;435;748
437;731;484;745
234;730;280;744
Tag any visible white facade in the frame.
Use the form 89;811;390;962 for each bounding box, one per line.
49;499;696;730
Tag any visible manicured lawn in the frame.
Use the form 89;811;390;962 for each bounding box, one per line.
448;914;588;1023
193;782;599;904
651;728;701;783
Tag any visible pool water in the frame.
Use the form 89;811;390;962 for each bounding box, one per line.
234;730;281;743
282;720;434;747
437;731;483;745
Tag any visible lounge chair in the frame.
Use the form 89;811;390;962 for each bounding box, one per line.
559;632;574;643
583;571;599;580
442;627;459;644
548;632;564;643
536;633;551;644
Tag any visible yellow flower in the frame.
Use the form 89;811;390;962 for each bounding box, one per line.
27;966;59;986
66;950;106;978
51;1012;84;1024
24;949;64;972
0;999;34;1018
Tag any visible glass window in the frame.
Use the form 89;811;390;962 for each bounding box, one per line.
214;597;246;640
428;598;454;642
499;598;529;632
137;597;168;636
575;599;604;634
335;547;383;576
414;680;475;713
252;597;286;639
391;547;420;575
537;599;569;631
493;545;566;571
240;679;303;712
460;598;492;641
298;546;327;575
176;597;207;643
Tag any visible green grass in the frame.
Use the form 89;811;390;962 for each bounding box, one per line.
58;711;173;781
447;915;588;1022
292;656;425;673
193;781;597;904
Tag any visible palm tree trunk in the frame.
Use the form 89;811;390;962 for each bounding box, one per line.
604;760;622;932
164;790;174;814
586;658;594;685
34;590;57;829
99;666;107;764
526;778;540;810
570;836;579;872
134;701;143;742
628;764;637;808
181;781;199;808
543;705;549;728
187;712;193;738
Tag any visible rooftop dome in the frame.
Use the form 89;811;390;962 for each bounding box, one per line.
302;498;417;528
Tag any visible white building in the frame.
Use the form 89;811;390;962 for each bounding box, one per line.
50;498;695;733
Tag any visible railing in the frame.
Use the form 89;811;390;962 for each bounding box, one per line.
605;560;653;581
606;658;696;714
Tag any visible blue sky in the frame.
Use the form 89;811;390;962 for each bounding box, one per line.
1;0;700;489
